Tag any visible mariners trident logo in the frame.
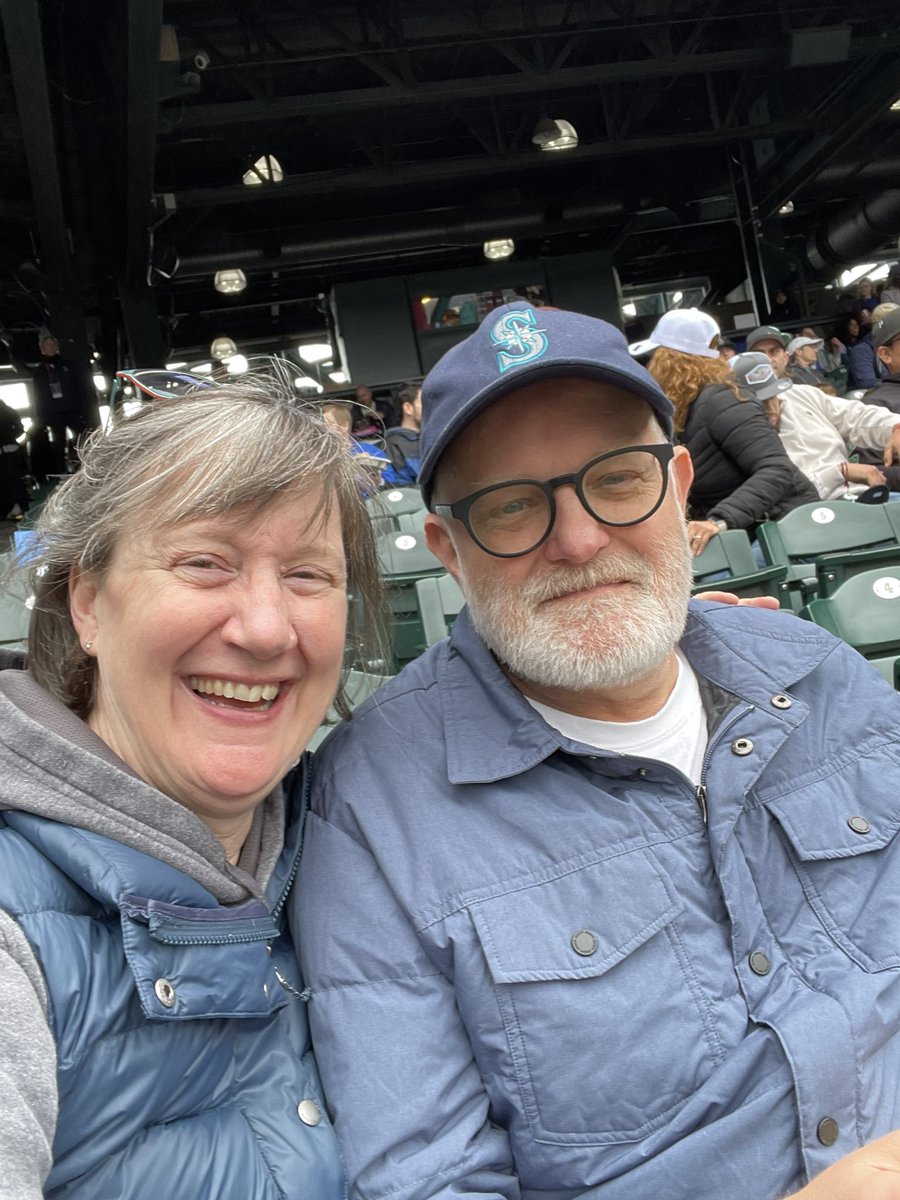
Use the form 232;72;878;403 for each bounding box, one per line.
490;307;549;374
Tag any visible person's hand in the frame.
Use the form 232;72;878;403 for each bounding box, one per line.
845;462;887;486
788;1129;900;1198
883;428;900;467
687;519;723;556
694;591;781;609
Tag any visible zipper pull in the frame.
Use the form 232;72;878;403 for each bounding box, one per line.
696;783;708;824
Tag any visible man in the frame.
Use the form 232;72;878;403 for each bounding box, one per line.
295;304;900;1200
785;334;835;393
731;345;900;499
321;399;391;486
856;307;900;492
28;333;93;478
383;379;423;485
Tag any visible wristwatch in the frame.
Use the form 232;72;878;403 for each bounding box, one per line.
711;518;728;533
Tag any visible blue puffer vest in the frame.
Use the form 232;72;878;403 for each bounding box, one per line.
0;763;346;1200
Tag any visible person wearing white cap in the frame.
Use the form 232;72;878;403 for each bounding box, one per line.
631;309;816;554
785;335;832;391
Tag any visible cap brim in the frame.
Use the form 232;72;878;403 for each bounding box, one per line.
626;337;659;358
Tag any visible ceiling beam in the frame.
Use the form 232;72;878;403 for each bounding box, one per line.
124;0;164;283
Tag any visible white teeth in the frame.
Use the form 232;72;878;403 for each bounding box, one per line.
189;676;281;704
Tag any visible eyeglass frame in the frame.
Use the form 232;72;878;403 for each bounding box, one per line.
431;442;676;558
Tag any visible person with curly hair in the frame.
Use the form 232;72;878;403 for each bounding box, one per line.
629;310;816;555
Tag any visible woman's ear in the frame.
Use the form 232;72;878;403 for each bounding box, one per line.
69;566;99;650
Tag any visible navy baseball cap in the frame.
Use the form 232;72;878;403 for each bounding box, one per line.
418;303;675;505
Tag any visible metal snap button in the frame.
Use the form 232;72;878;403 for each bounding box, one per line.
154;978;176;1008
748;950;771;976
817;1116;839;1146
297;1099;322;1126
770;694;792;709
847;815;871;835
731;738;754;756
571;930;599;957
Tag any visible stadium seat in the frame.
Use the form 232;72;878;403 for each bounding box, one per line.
366;487;426;534
306;668;393;751
800;566;900;662
691;529;790;605
757;500;900;608
415;573;466;645
0;550;33;649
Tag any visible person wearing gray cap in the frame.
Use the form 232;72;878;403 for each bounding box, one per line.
785;335;834;392
853;305;900;492
294;303;900;1200
732;349;900;499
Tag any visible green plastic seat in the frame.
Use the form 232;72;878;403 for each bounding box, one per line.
757;500;900;608
376;529;443;581
691;529;790;606
415;574;466;645
0;550;33;648
801;566;900;659
366;487;426;534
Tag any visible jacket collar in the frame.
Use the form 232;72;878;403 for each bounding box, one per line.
441;601;832;786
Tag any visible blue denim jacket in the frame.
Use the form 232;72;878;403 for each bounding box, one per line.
295;601;900;1200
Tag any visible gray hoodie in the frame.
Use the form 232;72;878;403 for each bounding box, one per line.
0;655;287;1199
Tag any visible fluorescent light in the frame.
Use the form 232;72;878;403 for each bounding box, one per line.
293;374;323;392
0;382;29;410
838;263;878;288
328;370;348;384
98;405;109;428
225;354;249;375
214;268;247;294
165;360;188;370
778;201;795;216
622;302;637;318
242;154;284;186
192;362;213;375
0;364;14;371
298;343;333;364
483;238;515;260
671;291;684;305
532;118;578;152
892;98;900;112
92;373;108;392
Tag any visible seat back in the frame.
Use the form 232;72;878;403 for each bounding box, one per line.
691;529;790;605
415;574;466;645
801;566;900;657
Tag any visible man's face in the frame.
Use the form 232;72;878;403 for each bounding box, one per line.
404;389;423;430
40;337;58;357
424;379;694;702
877;337;900;376
762;396;781;429
794;344;819;367
754;338;789;377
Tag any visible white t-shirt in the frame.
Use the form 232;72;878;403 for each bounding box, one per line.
525;651;708;784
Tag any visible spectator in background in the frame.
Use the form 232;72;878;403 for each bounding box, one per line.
322;401;391;489
630;310;815;555
856;307;900;493
0;397;28;520
854;276;879;315
880;263;900;306
846;302;895;391
383;380;423;486
765;283;799;325
732;350;900;500
27;333;93;479
785;335;836;393
718;340;737;362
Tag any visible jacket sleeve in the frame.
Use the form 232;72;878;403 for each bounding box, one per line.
700;390;795;529
0;909;57;1200
816;389;898;452
847;341;879;390
295;810;519;1200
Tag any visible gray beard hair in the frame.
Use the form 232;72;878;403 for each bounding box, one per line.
459;521;693;693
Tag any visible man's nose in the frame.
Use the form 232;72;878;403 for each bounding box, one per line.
542;484;612;564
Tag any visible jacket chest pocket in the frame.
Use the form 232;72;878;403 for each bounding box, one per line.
468;848;722;1144
764;772;900;972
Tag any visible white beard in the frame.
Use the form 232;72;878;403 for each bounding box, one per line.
459;520;693;693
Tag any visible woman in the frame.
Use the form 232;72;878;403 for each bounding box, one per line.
630;309;816;555
0;375;381;1198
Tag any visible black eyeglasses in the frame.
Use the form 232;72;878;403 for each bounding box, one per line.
432;444;675;558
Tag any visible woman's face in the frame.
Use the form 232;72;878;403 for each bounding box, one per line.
70;489;348;841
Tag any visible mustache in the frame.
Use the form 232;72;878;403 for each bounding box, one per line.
522;554;653;603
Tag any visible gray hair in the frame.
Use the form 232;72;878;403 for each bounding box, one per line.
23;374;385;721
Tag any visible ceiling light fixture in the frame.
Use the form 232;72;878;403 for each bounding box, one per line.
778;201;795;216
210;336;237;360
483;238;515;261
214;268;247;294
531;118;579;152
328;370;348;384
891;98;900;112
298;343;333;364
242;154;284;186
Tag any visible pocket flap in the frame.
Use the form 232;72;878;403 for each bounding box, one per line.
764;786;900;862
470;849;682;983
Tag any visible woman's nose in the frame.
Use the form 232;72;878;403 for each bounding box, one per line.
221;577;299;659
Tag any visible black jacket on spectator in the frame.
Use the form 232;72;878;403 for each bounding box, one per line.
680;382;818;529
857;375;900;492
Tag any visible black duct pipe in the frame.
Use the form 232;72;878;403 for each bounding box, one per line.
804;189;900;281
